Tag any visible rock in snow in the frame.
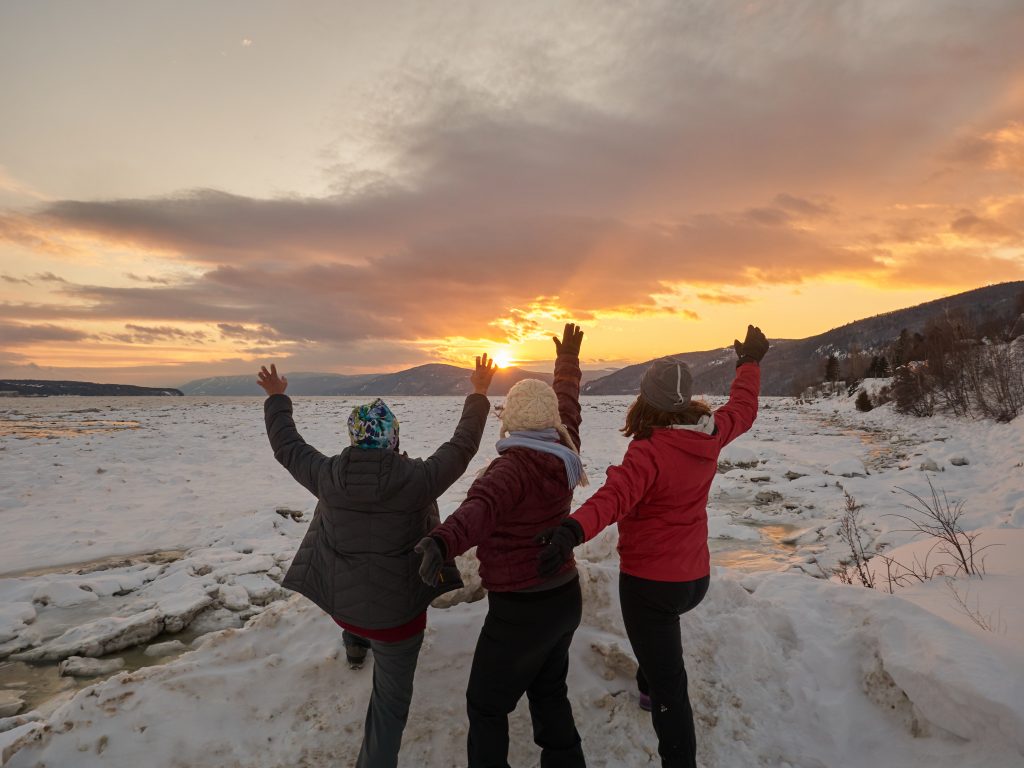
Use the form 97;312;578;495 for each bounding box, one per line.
920;458;941;472
950;456;970;466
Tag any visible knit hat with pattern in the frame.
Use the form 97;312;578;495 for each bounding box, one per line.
347;398;400;450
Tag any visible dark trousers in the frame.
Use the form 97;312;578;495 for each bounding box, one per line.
342;630;424;768
619;572;710;768
466;577;586;768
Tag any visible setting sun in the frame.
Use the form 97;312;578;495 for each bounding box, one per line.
492;350;514;369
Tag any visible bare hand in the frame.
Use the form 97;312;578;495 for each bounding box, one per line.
257;364;288;396
552;323;584;356
471;353;496;395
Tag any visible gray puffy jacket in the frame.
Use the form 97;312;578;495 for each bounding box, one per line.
264;393;489;629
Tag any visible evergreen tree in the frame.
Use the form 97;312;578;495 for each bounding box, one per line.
855;389;873;412
825;354;840;384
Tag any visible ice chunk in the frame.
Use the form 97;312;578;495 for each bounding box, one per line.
188;607;243;635
0;603;35;644
0;691;23;718
13;609;163;661
144;640;187;658
58;655;126;677
232;573;287;605
32;581;99;608
210;555;276;581
826;458;867;478
218;584;250;611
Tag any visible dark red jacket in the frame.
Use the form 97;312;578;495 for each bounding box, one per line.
571;363;760;582
430;353;583;592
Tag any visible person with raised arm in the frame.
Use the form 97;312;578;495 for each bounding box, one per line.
536;325;769;768
417;323;589;768
258;355;496;768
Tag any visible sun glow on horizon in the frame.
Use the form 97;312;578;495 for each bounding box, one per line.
491;349;514;369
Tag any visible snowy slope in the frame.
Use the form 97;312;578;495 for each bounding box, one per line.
2;392;1023;766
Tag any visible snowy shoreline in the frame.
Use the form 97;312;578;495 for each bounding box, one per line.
2;394;1023;766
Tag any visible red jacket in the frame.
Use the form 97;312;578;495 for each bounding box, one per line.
430;353;583;592
571;363;760;583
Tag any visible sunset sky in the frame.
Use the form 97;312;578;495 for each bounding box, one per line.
2;1;1023;386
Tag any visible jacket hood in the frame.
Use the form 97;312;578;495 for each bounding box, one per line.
335;447;413;505
646;425;720;460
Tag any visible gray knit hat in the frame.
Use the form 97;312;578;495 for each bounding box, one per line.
639;357;693;413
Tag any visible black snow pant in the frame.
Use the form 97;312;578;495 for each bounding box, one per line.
619;572;710;768
466;576;586;768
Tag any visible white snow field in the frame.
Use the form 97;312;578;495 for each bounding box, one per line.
1;393;1023;767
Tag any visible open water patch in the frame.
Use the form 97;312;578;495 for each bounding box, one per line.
710;522;801;572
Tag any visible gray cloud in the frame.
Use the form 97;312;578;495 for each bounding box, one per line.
29;272;67;283
1;0;1023;374
105;324;209;344
0;321;90;345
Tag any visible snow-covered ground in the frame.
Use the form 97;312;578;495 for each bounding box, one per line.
1;393;1022;767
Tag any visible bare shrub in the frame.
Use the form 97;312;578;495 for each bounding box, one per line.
855;389;873;412
834;492;876;589
944;577;1006;633
889;480;994;577
972;340;1024;422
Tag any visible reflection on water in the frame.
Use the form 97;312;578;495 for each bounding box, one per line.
710;523;800;572
0;628;203;714
4;550;184;580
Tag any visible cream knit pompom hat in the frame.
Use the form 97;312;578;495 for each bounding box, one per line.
496;378;589;487
499;379;574;448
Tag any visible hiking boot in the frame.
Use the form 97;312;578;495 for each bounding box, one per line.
346;644;368;670
638;692;652;712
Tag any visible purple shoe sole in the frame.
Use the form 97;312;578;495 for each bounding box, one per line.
639;693;652;712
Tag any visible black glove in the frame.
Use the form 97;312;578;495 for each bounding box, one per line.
415;536;447;586
535;519;585;577
552;323;584;357
733;324;769;366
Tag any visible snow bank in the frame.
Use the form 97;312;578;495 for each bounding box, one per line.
6;565;1023;768
3;395;1024;767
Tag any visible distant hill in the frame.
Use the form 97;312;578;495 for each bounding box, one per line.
179;371;378;396
584;281;1024;397
179;282;1024;398
179;365;580;396
0;380;183;397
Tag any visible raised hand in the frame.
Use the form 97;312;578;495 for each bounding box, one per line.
257;364;288;396
552;323;584;357
471;353;497;395
733;325;769;363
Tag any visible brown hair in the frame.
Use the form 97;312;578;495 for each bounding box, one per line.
621;395;712;440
